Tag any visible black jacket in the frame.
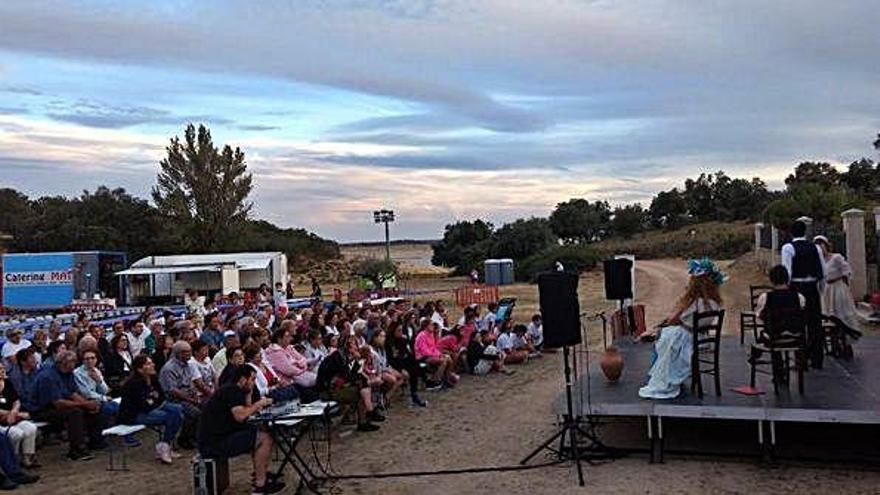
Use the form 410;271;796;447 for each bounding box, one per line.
316;351;361;392
118;374;164;425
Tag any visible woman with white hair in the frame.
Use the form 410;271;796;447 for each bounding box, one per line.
814;235;862;333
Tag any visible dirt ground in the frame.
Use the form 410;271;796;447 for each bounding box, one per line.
16;258;880;494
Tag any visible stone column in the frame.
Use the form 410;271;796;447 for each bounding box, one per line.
754;223;764;253
842;209;867;300
770;226;780;267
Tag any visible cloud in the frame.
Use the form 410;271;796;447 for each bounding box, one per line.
42;99;234;129
1;85;42;96
238;124;280;131
0;1;878;239
0;106;28;115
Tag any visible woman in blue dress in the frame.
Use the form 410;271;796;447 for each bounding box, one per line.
638;259;726;400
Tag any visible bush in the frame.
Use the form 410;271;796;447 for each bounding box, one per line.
518;244;599;282
592;221;753;260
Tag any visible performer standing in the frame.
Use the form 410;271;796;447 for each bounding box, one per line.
781;220;826;369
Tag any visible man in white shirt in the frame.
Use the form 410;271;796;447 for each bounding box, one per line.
1;328;31;365
780;220;826;368
126;321;149;357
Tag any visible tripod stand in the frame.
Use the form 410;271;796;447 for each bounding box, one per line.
520;344;585;484
520;315;618;486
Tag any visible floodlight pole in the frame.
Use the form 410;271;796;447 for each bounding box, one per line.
385;220;391;261
373;209;395;262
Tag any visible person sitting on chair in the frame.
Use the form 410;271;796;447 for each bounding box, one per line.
638;259;725;400
754;265;806;331
197;365;282;495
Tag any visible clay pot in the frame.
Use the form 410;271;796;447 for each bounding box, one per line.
600;346;624;382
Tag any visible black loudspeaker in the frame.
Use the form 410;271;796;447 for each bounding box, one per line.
603;258;633;301
538;271;582;348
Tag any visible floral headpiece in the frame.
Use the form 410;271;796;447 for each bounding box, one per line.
687;257;728;286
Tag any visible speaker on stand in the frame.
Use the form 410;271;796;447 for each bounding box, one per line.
520;271;617;485
604;257;635;335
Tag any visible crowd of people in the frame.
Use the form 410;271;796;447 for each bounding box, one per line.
0;283;544;493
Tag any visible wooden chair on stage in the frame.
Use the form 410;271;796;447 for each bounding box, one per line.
691;309;726;398
739;285;773;345
821;315;858;359
749;306;807;394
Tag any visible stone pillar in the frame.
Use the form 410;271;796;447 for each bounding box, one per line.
754;223;764;253
842;209;867;300
770;226;780;267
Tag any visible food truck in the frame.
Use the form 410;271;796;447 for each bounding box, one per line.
1;251;127;311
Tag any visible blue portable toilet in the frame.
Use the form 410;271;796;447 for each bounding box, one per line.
499;258;514;285
484;259;502;285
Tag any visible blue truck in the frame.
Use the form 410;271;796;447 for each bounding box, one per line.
1;251;127;311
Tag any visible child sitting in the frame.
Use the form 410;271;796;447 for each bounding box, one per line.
495;321;528;364
466;330;508;375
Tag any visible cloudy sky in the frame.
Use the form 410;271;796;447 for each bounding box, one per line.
0;1;877;241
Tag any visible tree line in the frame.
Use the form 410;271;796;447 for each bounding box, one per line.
0;124;339;266
433;132;880;278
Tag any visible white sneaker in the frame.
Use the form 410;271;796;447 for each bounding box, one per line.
155;442;173;464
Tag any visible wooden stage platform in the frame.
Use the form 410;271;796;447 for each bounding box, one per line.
555;335;880;462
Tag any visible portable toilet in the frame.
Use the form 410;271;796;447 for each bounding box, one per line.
484;259;502;285
499;258;515;285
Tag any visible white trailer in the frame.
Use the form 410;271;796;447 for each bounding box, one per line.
116;252;288;305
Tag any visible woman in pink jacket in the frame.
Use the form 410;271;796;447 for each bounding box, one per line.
414;320;455;388
264;326;317;388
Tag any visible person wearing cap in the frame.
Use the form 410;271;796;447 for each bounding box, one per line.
781;220;826;369
1;329;31;367
814;235;863;335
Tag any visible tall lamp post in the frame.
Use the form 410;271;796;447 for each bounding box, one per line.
373;209;395;261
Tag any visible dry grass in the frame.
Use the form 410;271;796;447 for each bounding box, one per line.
594;221;754;260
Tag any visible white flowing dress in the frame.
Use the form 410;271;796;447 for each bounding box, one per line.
821;253;862;332
638;298;720;400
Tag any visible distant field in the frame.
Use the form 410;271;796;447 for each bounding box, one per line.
340;242;451;276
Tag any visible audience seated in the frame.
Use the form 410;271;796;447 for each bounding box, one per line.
32;351;106;461
317;335;382;432
0;284;543;488
158;342;201;450
0;362;40;468
264;324;317;389
119;355;184;465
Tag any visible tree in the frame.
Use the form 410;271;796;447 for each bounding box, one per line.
152;124;253;251
611;204;646;238
840;158;879;199
354;258;398;289
784;162;841;190
431;220;494;275
648;188;687;229
682;173;716;221
548;198;611;244
489;217;557;261
0;188;34;239
763;182;861;227
712;173;772;221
